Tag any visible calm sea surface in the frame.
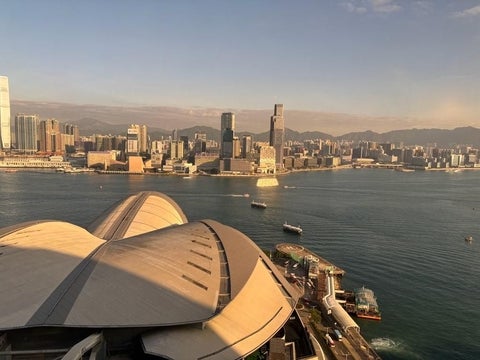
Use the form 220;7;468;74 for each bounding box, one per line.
1;168;479;359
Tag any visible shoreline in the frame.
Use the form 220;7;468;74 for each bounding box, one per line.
3;163;480;176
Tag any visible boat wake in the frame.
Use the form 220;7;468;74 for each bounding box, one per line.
371;337;422;359
371;337;398;350
228;193;250;198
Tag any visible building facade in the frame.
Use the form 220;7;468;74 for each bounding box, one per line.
39;119;62;153
127;126;140;155
0;76;11;151
269;104;285;169
220;112;235;159
170;140;184;160
242;135;253;158
15;114;39;153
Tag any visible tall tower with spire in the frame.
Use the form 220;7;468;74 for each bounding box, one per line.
269;104;285;169
0;76;11;151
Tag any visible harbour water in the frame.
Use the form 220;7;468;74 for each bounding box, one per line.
1;168;479;359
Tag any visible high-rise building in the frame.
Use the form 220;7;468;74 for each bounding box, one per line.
39;119;61;153
269;104;285;169
0;76;11;151
194;132;207;154
241;135;253;158
170;140;184;160
233;136;241;158
127;126;139;155
127;124;148;155
15;114;39;153
220;112;235;159
180;135;189;153
139;125;148;153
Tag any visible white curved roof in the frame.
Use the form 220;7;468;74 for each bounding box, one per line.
0;191;301;358
143;255;297;359
88;191;188;240
0;221;105;329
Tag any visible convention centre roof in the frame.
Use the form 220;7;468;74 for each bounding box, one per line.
0;191;301;359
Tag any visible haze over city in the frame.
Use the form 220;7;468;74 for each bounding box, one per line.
2;0;479;134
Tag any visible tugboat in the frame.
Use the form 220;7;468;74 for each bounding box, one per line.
251;200;267;209
283;222;302;235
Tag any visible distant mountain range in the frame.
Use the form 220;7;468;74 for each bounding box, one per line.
10;100;480;147
67;118;480;148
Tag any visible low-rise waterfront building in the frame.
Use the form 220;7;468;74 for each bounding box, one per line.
87;151;117;169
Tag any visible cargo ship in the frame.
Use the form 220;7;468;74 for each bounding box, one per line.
354;286;381;320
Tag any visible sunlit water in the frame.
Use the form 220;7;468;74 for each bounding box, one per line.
1;168;479;359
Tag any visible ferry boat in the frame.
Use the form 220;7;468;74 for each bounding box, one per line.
354;286;381;320
251;200;267;209
283;222;302;235
0;156;71;169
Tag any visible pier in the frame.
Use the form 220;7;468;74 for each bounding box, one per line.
274;243;381;360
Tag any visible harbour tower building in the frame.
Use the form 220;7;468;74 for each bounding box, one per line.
220;112;235;159
0;76;11;151
15;114;39;154
269;104;285;170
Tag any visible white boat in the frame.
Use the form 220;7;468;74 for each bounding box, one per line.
465;235;473;243
251;200;267;209
283;222;302;234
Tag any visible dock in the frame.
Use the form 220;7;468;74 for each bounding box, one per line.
274;243;381;360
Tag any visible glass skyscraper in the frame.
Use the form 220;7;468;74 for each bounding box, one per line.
220;112;235;159
0;76;11;151
269;104;285;169
15;114;39;153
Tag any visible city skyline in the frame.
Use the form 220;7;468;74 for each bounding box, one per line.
1;1;479;134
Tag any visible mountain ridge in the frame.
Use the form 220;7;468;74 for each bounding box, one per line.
10;100;479;147
70;118;480;148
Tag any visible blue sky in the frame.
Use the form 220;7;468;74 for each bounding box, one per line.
1;0;479;127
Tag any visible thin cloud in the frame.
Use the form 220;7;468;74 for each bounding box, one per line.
453;5;480;18
341;0;401;14
412;1;433;15
370;0;401;13
342;2;367;14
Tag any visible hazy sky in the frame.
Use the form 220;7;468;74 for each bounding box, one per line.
1;0;479;127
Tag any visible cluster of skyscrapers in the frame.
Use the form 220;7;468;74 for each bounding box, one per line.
217;104;286;173
0;76;80;155
2;74;290;173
